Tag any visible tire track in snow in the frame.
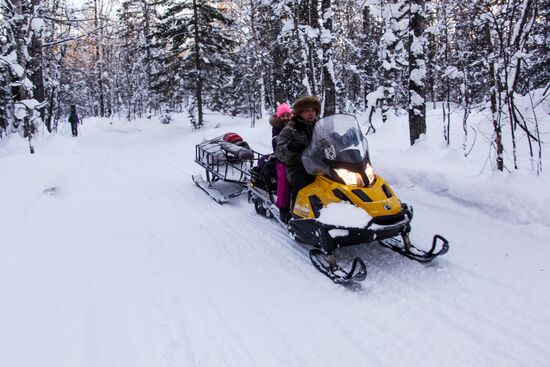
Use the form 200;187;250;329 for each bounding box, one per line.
185;190;550;366
159;189;439;365
146;178;402;365
356;190;550;366
167;171;549;366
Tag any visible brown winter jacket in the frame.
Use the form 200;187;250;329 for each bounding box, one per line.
276;116;317;181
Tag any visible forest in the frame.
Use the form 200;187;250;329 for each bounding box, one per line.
0;0;548;171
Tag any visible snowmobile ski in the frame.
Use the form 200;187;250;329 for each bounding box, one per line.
192;174;246;204
309;249;367;284
379;234;449;263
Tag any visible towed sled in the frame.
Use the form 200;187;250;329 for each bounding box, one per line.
248;114;449;284
193;133;262;203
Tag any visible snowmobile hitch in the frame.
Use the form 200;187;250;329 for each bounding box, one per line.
309;249;367;284
379;234;449;263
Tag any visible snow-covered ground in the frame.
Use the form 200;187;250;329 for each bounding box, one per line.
1;105;549;367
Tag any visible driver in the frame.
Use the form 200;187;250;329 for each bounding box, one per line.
276;96;321;199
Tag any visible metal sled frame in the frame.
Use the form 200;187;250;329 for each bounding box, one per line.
193;143;263;203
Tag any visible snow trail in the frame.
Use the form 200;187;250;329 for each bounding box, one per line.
0;116;549;367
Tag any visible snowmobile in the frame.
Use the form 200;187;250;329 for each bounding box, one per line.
248;114;449;284
193;133;262;203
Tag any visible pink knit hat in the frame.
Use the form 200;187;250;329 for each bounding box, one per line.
276;103;292;118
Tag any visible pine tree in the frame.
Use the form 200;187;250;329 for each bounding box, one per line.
153;0;235;127
321;0;336;116
118;0;160;119
0;0;47;152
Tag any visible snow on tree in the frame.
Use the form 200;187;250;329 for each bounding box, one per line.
0;0;48;153
0;0;546;173
380;0;408;123
321;0;336;116
408;0;426;144
118;0;161;120
152;0;235;128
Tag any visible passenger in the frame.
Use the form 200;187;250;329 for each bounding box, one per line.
270;103;292;223
276;96;321;206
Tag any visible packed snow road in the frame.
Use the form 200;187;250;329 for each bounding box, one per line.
0;116;549;367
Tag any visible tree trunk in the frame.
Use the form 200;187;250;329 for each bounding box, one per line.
13;0;34;153
272;42;286;106
305;0;320;96
249;0;265;117
94;0;105;117
484;24;503;171
141;0;157;114
321;0;336;116
440;1;451;145
381;0;401;123
29;0;46;130
192;0;203;127
272;4;286;107
461;69;470;155
408;0;427;145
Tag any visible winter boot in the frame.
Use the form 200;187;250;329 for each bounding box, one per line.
279;207;290;224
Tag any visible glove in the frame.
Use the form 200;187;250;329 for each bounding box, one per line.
288;141;307;153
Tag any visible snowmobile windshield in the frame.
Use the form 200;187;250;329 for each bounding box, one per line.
302;114;369;176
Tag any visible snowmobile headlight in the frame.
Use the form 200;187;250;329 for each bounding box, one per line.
365;163;376;186
335;168;364;186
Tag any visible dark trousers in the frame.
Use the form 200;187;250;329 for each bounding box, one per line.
288;171;315;217
71;123;78;137
289;170;315;195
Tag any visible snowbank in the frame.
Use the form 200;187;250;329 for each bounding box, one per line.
364;95;550;227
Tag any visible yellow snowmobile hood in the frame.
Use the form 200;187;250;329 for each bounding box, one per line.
293;175;403;220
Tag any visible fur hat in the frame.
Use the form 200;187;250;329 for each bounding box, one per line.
276;103;292;118
293;96;321;116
